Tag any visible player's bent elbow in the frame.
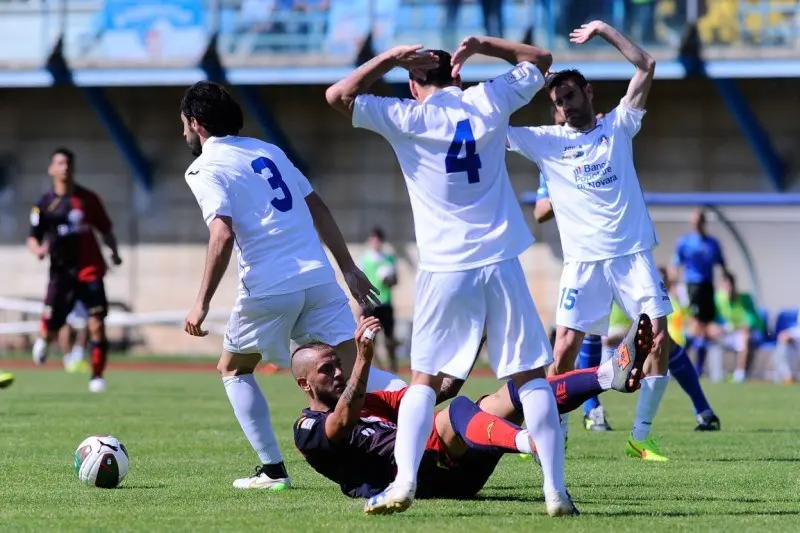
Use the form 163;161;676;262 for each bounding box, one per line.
535;52;553;74
325;86;352;116
641;55;656;73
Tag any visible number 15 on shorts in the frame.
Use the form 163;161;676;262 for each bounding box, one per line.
559;288;578;310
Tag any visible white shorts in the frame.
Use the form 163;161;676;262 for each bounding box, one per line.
556;251;674;336
720;330;749;352
411;258;552;380
224;282;356;367
783;326;800;344
66;301;89;330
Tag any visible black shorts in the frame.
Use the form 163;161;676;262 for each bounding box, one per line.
687;281;716;323
366;304;395;339
416;450;502;500
43;275;108;332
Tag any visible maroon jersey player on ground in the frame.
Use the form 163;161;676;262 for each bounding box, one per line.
293;315;652;501
28;147;122;392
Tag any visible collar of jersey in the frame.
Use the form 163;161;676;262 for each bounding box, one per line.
426;86;462;101
563;119;603;134
203;135;236;148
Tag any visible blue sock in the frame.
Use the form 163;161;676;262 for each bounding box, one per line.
693;337;708;376
669;346;712;415
579;335;603;415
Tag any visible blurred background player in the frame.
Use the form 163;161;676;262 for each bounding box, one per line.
532;105;610;433
31;300;90;373
607;268;720;431
508;21;676;461
327;37;576;516
180;82;404;491
772;307;800;384
28;147;122;392
359;227;399;372
714;272;763;383
672;209;729;377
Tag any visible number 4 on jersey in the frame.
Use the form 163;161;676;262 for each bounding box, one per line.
446;119;482;184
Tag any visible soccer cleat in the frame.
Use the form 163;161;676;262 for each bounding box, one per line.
609;314;653;393
233;465;291;490
584;406;612;431
88;377;107;393
694;410;721;431
364;481;416;515
32;338;48;365
626;434;668;461
545;491;580;517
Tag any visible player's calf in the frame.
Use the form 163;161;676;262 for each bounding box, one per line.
551;327;584;376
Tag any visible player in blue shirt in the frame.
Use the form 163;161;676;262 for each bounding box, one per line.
672;209;729;376
293;315;651;503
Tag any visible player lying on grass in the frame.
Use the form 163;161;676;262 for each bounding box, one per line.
293;314;653;503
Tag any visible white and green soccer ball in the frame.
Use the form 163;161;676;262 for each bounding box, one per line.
74;435;129;488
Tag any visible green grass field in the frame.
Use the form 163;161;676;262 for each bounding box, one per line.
1;368;799;532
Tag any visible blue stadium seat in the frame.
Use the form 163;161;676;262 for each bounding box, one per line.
775;308;799;336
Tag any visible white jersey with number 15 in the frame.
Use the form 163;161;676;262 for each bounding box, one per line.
353;62;545;272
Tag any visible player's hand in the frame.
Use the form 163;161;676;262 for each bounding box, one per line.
36;245;48;261
450;36;482;78
569;20;607;45
388;45;439;78
184;303;209;337
344;267;381;310
355;315;382;361
110;252;122;266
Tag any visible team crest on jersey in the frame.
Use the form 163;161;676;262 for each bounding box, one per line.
504;66;527;84
599;135;609;145
68;209;84;225
30;207;40;227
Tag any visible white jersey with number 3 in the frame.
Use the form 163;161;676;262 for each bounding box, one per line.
185;136;336;298
353;62;545;272
507;100;658;263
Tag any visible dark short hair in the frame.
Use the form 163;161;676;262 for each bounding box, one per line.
369;226;386;241
723;271;736;284
291;341;332;361
545;69;589;92
50;147;74;165
180;81;243;137
409;50;454;88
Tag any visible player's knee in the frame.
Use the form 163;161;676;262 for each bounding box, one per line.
217;352;259;376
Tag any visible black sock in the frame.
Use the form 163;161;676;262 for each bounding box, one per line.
261;462;288;479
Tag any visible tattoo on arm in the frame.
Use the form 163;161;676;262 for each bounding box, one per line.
341;377;368;406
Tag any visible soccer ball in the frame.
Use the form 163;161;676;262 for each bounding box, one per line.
74;435;129;488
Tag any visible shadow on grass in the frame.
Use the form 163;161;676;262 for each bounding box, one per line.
117;483;169;490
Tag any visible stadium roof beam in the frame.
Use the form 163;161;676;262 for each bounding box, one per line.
46;38;153;194
679;25;786;192
201;35;309;176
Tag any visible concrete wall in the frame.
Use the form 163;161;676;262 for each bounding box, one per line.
0;79;798;353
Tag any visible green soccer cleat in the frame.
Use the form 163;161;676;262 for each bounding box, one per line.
626;434;669;462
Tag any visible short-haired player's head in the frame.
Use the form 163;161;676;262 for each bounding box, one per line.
408;50;460;103
691;208;707;233
180;81;244;156
546;69;594;130
48;147;75;184
721;271;737;296
368;226;386;250
291;342;346;409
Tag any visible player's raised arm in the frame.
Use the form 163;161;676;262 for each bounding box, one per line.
324;317;381;441
450;36;552;78
325;45;439;118
306;192;381;309
570;21;655;109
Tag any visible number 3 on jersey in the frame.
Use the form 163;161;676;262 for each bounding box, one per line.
446;119;482;184
251;157;293;212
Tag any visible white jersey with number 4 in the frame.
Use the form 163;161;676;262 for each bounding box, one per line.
185;135;336;298
507;99;658;263
353;62;545;272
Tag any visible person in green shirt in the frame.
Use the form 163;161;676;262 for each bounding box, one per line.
359;227;399;372
714;272;764;383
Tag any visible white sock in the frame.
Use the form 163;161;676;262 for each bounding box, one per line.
222;374;283;465
772;344;793;382
519;378;566;495
367;368;407;392
394;384;436;486
597;358;614;389
602;347;616;364
32;338;48;359
707;342;724;383
71;345;85;361
632;375;670;441
515;430;534;455
732;368;746;383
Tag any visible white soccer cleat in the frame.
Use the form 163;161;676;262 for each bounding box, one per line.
233;468;291;490
546;491;580;517
32;338;48;365
88;377;107;393
364;481;416;515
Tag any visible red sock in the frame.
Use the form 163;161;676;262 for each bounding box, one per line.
90;340;108;378
449;396;523;453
